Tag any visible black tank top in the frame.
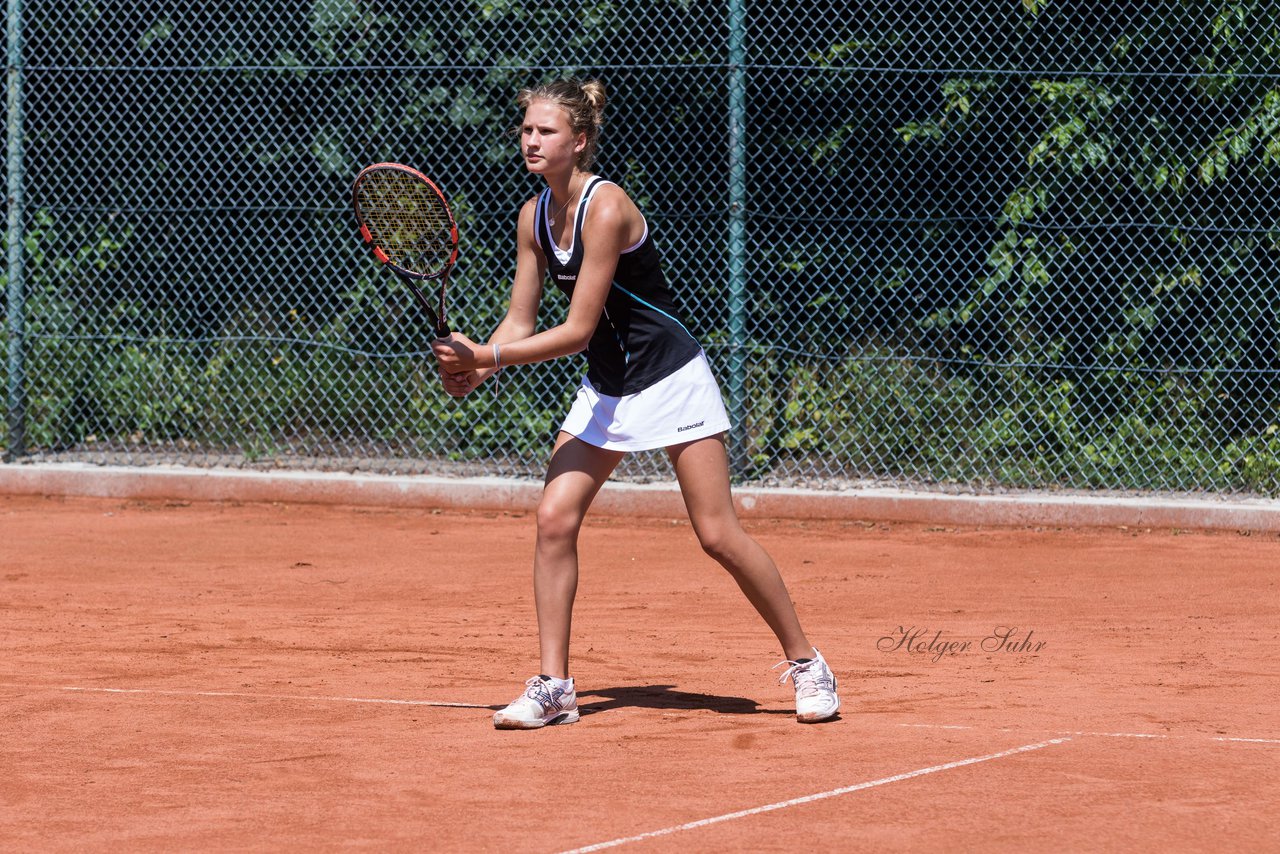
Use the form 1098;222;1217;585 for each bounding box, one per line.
534;177;702;396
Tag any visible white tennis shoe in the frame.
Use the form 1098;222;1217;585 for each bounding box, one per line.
493;675;580;729
776;648;840;723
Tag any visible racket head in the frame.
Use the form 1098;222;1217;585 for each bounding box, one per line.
352;162;459;280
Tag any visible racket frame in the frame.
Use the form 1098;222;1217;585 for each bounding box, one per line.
352;161;458;338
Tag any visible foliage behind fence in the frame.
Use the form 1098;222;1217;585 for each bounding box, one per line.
4;1;1280;493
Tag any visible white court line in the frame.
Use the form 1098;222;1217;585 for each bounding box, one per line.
13;685;1278;745
557;738;1071;854
54;686;492;709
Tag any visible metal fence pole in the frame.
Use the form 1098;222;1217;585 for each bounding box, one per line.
4;0;26;461
726;0;747;478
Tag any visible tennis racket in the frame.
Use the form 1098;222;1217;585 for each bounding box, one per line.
352;162;458;338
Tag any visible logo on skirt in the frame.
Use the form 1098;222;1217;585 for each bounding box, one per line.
677;420;706;432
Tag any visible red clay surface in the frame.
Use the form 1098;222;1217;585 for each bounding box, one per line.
2;494;1278;851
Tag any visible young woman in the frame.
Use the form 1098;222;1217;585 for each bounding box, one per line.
431;78;839;729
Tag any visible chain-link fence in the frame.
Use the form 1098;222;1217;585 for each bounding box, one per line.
4;2;1280;493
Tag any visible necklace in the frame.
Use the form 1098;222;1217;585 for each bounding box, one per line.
547;176;582;227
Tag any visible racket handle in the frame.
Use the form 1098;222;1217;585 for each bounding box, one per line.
435;321;451;339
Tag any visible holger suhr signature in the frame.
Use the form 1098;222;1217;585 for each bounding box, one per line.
878;626;1046;662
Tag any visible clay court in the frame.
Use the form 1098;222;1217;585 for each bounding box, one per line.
2;492;1277;851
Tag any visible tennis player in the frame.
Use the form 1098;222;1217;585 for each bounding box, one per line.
432;78;839;729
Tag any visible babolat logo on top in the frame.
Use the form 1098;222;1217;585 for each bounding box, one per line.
555;273;575;281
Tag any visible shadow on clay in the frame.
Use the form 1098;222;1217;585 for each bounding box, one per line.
577;684;793;716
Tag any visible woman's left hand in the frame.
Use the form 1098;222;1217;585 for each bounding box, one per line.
431;332;482;373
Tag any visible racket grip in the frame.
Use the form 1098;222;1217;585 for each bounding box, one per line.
435;321;452;339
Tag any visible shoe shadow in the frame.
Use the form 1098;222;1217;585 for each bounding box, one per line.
578;684;790;716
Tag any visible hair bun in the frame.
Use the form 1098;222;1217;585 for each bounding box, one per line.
581;79;607;123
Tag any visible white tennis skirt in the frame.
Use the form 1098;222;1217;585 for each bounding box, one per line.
559;350;732;452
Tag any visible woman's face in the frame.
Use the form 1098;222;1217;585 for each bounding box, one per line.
521;100;585;175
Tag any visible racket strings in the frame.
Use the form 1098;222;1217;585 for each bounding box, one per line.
357;172;454;274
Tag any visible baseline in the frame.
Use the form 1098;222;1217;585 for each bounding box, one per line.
9;684;1277;746
0;684;494;710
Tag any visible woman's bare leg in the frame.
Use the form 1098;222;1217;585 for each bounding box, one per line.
534;432;625;678
667;434;814;661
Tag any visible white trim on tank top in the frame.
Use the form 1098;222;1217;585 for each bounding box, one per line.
538;180;647;263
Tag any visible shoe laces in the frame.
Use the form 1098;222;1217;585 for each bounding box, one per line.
521;676;562;711
774;658;834;699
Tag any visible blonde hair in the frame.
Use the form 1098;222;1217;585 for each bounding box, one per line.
517;78;607;169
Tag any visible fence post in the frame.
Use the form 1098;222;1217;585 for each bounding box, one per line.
726;0;747;478
4;0;25;461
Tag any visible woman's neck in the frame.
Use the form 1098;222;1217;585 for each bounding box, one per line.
547;169;587;205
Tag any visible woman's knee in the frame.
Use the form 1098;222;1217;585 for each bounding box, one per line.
694;519;745;565
536;497;584;546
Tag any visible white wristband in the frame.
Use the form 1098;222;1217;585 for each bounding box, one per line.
492;342;502;372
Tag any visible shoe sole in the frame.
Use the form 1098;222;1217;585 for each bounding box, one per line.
797;697;840;723
493;708;581;730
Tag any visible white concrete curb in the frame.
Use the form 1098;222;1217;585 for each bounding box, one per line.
3;462;1279;532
